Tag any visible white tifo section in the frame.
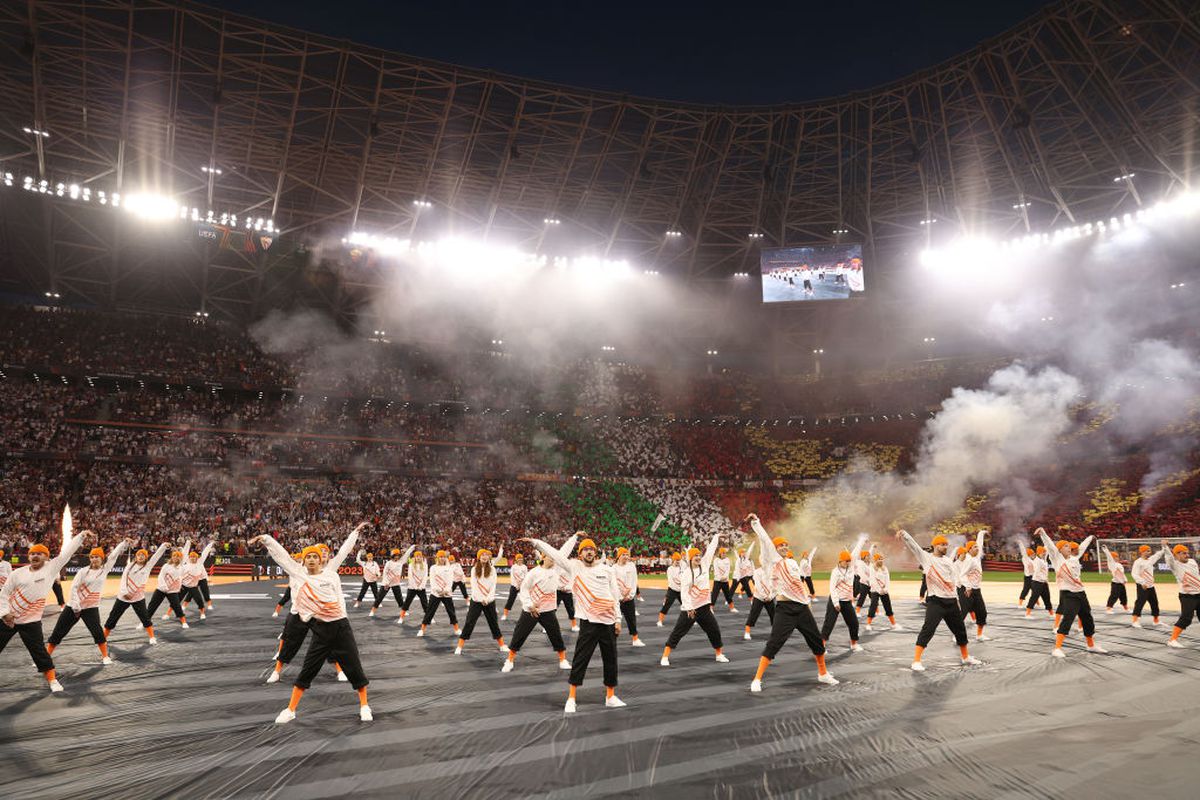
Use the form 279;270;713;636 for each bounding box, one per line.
1095;538;1200;573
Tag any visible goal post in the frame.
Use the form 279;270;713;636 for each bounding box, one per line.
1093;537;1200;573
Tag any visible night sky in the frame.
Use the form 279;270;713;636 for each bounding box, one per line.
206;0;1053;105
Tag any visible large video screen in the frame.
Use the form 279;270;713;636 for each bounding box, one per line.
760;243;864;303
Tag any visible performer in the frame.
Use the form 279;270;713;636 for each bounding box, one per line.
268;541;357;684
1037;529;1107;659
527;534;626;713
820;537;867;651
958;531;991;641
798;548;817;596
745;514;836;690
104;541;170;644
456;548;507;655
864;550;902;632
180;542;215;619
613;547;645;646
710;547;737;612
449;555;468;599
743;552;775;641
398;549;430;624
895;530;980;671
373;546;415;618
1104;548;1130;614
0;548;10;590
353;551;382;609
46;539;128;665
502;553;528;621
0;520;88;692
1130;543;1166;628
502;554;570;672
657;552;682;626
1164;541;1200;648
852;549;871;613
272;565;294;618
252;524;373;724
148;540;192;628
1024;545;1053;617
418;551;460;637
733;548;754;598
661;534;728;666
555;556;578;633
1018;547;1036;607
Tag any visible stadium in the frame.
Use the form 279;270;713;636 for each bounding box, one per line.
1;0;1199;797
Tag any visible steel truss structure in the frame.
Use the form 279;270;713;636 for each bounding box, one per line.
0;0;1197;324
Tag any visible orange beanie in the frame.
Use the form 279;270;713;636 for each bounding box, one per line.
29;544;50;556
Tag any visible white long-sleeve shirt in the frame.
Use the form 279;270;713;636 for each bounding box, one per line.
263;531;358;623
379;546;414;589
870;563;890;594
1038;532;1094;592
530;535;620;624
518;566;559;614
154;539;191;595
68;542;128;611
181;543;215;588
1164;552;1200;595
1020;551;1035;577
1104;551;1127;585
735;556;754;580
798;548;816;578
899;532;958;600
0;533;85;623
117;543;170;602
613;561;638;601
469;567;498;603
751;565;773;601
712;557;731;582
1031;554;1049;582
509;561;528;591
829;536;868;602
1131;549;1166;588
451;562;467;584
405;559;428;590
356;553;382;583
0;560;11;589
748;518;811;605
679;535;721;612
428;563;455;597
959;531;986;590
666;562;682;592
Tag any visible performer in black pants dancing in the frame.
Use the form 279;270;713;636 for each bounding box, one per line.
896;530;980;671
1130;544;1165;627
502;555;570;672
418;551;460;637
502;553;528;621
661;535;728;666
657;552;682;627
398;550;429;624
1038;530;1107;659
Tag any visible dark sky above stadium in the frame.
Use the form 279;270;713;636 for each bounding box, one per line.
208;0;1054;105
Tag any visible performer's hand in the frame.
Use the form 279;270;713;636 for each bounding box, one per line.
688;609;696;619
529;608;538;618
893;530;906;541
352;522;370;536
1035;527;1046;536
1161;538;1169;548
1;614;14;628
614;624;621;635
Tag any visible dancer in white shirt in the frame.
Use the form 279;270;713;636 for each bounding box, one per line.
502;553;528;621
149;539;192;627
743;559;774;641
852;549;871;613
104;542;170;643
895;531;980;671
449;555;468;599
179;543;215;619
456;548;507;655
418;551;461;637
502;554;570;672
353;551;383;609
1037;529;1107;659
1130;544;1165;627
1164;541;1200;648
1018;547;1036;608
1024;545;1053;617
798;549;816;596
46;539;128;664
661;535;728;666
1104;549;1130;614
820;537;867;651
657;552;682;626
733;549;754;599
399;550;429;624
957;531;991;641
710;547;737;612
864;550;902;632
613;548;645;646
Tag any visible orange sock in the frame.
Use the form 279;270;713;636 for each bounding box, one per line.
888;616;895;624
1153;617;1160;624
419;624;426;632
1055;633;1065;649
45;643;56;655
658;613;664;623
335;662;343;673
288;686;304;711
274;604;282;614
103;627;111;639
959;644;969;658
568;685;577;699
497;637;505;648
507;650;517;662
913;645;925;662
977;625;984;637
357;687;368;706
631;635;639;642
98;643;108;658
1054;614;1061;629
456;638;465;648
557;651;566;661
714;647;723;656
662;646;672;658
1085;636;1095;647
1131;616;1139;623
1171;626;1182;641
755;656;770;680
814;654;827;676
866;617;874;624
44;669;56;683
146;626;155;638
744;626;751;634
605;686;615;699
274;661;283;674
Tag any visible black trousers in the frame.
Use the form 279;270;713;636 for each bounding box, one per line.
277;612;309;664
52;581;65;606
1026;580;1052;611
820;598;860;642
556;590;576;620
1056;590;1095;637
508;610;565;654
402;588;428;612
1133;585;1160;618
181;586;206;609
734;576;753;596
762;600;826;659
278;587;292;608
461;601;502;641
356;580;381;604
199;579;211;602
147;589;186;620
568;620;618;687
421;595;458;626
1019;575;1032;601
853;577;870;608
452;581;468;599
916;596;969;648
617;599;639;637
1106;582;1128;609
504;585;521;611
919;574;927;599
1174;594;1200;630
709;580;735;606
104;598;153;630
804;576;815;596
0;621;54;673
959;588;987;626
665;604;723;650
48;606;106;646
294;617;368;691
747;597;775;628
659;588;681;616
867;592;894;619
374;585;404;609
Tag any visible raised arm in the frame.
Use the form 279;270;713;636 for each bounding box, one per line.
699;533;722;573
179;539;192;564
1035;529;1061;567
806;546;818;568
975;530;986;554
397;545;416;565
49;531;87;574
517;568;538;611
1147;547;1166;568
1078;535;1095;556
256;536;307;581
896;530;930;569
849;533;868;565
747;515;780;569
145;542;170;570
355;550;366;567
103;541;130;573
526;534;579;571
328;523;368;571
198;542;216;563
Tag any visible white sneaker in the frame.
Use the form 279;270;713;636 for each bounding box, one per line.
454;646;462;655
416;628;425;637
147;637;158;645
1087;644;1108;654
729;607;739;613
359;705;373;722
181;622;190;629
266;671;280;684
501;660;514;673
863;623;874;633
715;653;729;663
102;656;113;665
564;698;577;714
631;639;646;647
910;661;926;672
274;708;295;724
659;657;670;667
161;612;171;620
656;620;663;627
961;655;981;665
605;695;627;708
1105;608;1114;615
396;618;404;625
199;613;207;620
571;625;579;633
1051;648;1066;659
337;671;348;682
1153;620;1164;627
743;631;752;641
750;679;763;693
49;680;64;693
272;611;280;618
850;643;863;653
368;610;376;618
353;601;360;608
559;660;572;670
891;624;904;631
817;672;840;685
1167;639;1183;649
499;643;509;653
976;634;992;642
1131;620;1143;628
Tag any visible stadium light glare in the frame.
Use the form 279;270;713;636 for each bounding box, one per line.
666;230;682;238
124;193;179;221
748;232;763;240
22;126;50;138
732;272;750;278
412;199;433;209
1113;172;1136;182
812;348;824;354
543;218;561;225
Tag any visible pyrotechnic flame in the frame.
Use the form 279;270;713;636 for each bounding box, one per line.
62;503;72;539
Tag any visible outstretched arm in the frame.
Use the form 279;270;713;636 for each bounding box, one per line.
252;535;306;581
49;531;88;574
975;530;986;555
146;542;170;570
198;542;215;563
525;534;579;571
699;533;722;573
895;530;930;569
329;523;368;571
1035;528;1061;567
103;541;130;573
746;514;780;569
